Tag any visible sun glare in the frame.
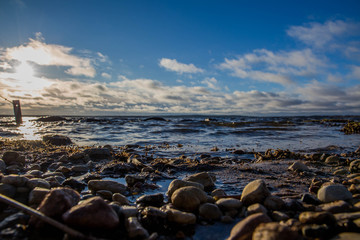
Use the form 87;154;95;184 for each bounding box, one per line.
15;61;35;79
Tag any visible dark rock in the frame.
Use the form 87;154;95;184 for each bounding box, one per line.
2;152;25;166
30;187;80;228
0;212;29;230
144;117;167;121
0;183;16;198
252;222;299;240
199;203;222;220
216;198;242;211
125;175;146;187
302;224;331;238
263;195;285;210
349;160;360;174
88;179;126;194
1;175;28;187
112;193;130;205
84;148;112;160
319;200;352;214
301;193;321;205
36;116;66;122
43;135;72;146
63;196;119;229
165;208;196;224
62;178;86;192
126;216;149;239
299;211;336;225
136;193;164;207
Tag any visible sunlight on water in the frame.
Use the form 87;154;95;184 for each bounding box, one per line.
17;117;41;140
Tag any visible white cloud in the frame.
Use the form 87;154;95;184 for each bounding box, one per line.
349;65;360;80
287;20;360;48
101;72;111;79
2;37;96;77
159;58;204;74
201;77;220;90
219;48;324;85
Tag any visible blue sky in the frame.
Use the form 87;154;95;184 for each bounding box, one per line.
0;0;360;115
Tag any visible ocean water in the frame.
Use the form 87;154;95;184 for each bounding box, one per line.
0;115;359;156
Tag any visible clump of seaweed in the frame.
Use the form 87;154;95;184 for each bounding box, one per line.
342;121;360;134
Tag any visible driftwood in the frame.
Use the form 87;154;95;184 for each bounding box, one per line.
0;193;98;240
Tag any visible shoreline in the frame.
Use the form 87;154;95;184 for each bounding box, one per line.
0;138;360;239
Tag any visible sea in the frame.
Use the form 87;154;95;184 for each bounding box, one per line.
0;115;359;156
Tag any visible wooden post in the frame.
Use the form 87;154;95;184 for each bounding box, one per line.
12;100;22;125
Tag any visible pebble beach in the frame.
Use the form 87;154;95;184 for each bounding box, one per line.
0;116;360;239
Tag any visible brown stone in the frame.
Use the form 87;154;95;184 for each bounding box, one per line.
252;222;299;240
241;179;270;206
171;186;207;212
227;213;271;240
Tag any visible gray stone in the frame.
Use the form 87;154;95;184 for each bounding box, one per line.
199;203;222;220
317;184;353;203
171;186;207;212
88;179;126;194
241;179;270;206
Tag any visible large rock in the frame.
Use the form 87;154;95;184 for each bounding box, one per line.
253;222;299;240
26;178;50;189
30;187;80;228
88;179;126;194
2;151;25;166
184;172;215;189
171;186;207;212
167;179;204;198
227;213;271;240
199;203;222;220
84;148;112;160
241;179;270;206
349;160;360;173
63;196;119;229
317;184;353;203
43;135;72;146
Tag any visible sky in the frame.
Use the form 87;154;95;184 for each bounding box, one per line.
0;0;360;116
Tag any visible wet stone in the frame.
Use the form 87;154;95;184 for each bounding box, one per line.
125;174;145;187
88;179;127;194
263;195;285;210
126;216;149;239
247;203;268;215
26;178;50;189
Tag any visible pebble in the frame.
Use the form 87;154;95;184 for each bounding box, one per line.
240;179;271;206
317;184;353;203
319;200;352;213
325;155;340;164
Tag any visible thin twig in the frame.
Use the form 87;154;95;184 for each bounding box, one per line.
0;193;98;240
